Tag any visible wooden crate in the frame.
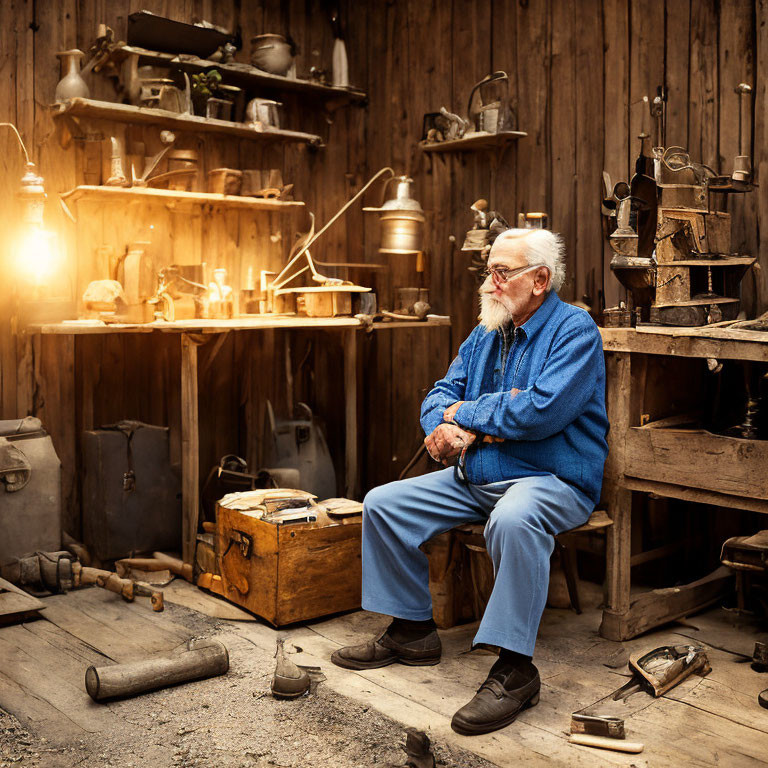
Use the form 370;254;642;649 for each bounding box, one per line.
206;504;362;626
624;420;768;500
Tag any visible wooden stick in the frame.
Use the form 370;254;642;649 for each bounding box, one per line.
133;582;165;612
85;639;229;701
96;572;135;601
568;734;644;753
181;334;201;568
74;564;164;610
115;558;174;578
151;551;194;582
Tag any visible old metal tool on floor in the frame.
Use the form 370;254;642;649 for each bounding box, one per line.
569;706;642;753
570;644;710;754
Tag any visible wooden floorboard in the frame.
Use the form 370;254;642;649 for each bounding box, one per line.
1;581;767;765
0;587;194;749
41;588;191;661
0;627;119;741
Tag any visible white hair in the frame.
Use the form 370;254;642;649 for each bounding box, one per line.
491;228;567;293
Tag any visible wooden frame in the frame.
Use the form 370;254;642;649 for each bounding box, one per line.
599;326;768;640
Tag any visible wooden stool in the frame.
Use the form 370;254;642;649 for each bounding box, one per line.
423;509;612;628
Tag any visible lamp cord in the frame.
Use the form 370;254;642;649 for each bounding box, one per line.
0;123;31;165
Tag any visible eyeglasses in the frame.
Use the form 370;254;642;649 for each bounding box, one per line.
482;263;546;284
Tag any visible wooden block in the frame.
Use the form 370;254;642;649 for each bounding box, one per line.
0;577;45;624
706;211;732;255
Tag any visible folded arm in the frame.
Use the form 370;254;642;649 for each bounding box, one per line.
452;318;603;441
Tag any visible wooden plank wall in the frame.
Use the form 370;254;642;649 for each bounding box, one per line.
0;0;765;536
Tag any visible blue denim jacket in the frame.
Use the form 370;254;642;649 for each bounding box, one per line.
420;290;609;505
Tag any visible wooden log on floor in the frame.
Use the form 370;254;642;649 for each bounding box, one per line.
85;638;229;702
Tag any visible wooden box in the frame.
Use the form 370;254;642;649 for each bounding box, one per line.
205;499;362;626
624;419;768;500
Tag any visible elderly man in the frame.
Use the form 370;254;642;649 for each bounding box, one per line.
331;229;609;735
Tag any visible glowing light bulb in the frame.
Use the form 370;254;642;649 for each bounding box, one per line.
15;226;58;285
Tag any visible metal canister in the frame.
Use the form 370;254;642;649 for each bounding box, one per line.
364;176;425;255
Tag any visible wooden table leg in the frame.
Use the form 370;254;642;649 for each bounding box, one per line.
343;329;360;499
181;333;200;569
600;351;633;640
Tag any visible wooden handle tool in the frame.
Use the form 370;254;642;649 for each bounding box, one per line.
568;734;644;753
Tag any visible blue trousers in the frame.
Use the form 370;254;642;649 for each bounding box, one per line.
361;468;594;656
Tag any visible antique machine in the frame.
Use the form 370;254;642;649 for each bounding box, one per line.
604;86;756;327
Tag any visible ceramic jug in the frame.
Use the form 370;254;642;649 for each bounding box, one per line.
55;49;89;101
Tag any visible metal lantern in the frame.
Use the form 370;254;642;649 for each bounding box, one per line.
363;176;425;255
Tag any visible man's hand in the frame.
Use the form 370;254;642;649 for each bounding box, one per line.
442;401;465;422
424;423;476;466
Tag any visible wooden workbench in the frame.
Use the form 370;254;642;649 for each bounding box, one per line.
599;324;768;641
29;315;451;566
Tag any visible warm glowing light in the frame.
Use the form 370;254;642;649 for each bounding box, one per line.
15;227;58;285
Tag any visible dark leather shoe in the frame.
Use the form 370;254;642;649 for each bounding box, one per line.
451;667;540;735
331;630;441;670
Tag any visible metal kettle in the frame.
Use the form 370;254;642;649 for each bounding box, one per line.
363;176;425;255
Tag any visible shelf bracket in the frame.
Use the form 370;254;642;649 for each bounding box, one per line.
55;114;84;149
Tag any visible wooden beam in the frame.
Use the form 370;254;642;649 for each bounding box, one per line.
624;425;768;500
180;333;200;566
603;352;633;616
601;327;768;362
623;477;768;515
600;566;734;641
343;329;359;499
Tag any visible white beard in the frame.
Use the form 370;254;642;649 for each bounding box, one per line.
479;290;514;331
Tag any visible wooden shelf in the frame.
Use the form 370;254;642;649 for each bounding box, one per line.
600;325;768;362
28;316;452;335
52;98;323;146
109;45;368;108
652;296;739;308
60;185;305;212
658;257;756;267
418;130;527;153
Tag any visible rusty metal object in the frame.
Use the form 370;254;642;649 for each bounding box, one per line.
628;645;711;697
571;713;626;739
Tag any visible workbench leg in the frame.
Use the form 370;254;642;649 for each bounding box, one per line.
343;329;360;499
599;351;633;640
603;488;632;609
181;333;200;568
